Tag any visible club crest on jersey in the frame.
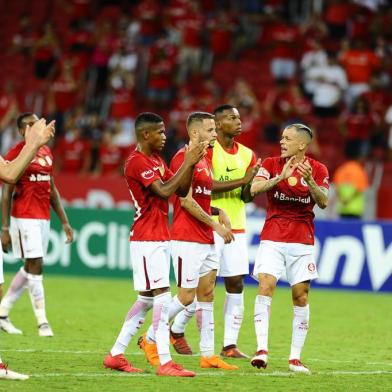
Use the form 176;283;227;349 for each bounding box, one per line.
300;177;308;187
288;176;297;186
308;263;316;273
141;169;154;180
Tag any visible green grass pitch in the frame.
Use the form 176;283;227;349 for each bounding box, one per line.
1;274;391;391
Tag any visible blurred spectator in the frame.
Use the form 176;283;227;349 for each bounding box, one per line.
261;12;301;80
147;36;177;107
0;83;19;155
307;53;348;117
54;123;91;174
33;23;60;79
324;0;352;41
134;0;162;46
263;78;309;142
333;146;369;219
339;96;379;158
108;41;138;86
339;40;380;106
176;2;205;83
11;14;35;56
94;129;124;176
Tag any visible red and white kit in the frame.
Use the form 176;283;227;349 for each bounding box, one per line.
7;142;53;259
253;156;329;285
124;149;173;291
170;148;219;289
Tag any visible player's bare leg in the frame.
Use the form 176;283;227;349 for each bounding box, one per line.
251;273;277;369
0;267;28;334
144;287;195;359
289;281;311;374
198;270;238;370
104;290;153;373
220;275;248;358
24;258;53;337
150;287;195;377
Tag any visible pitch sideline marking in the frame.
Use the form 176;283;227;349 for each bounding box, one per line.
1;349;392;367
26;370;392;378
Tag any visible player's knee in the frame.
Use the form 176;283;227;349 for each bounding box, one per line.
225;277;243;293
178;289;195;306
292;292;308;307
198;288;214;302
25;258;43;275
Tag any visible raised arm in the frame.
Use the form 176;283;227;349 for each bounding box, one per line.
297;160;328;209
213;158;261;194
0;119;55;184
251;156;297;196
150;142;207;199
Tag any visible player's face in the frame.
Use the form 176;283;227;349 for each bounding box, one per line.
280;127;303;158
216;108;241;136
198;119;217;148
148;122;166;151
20;114;40;137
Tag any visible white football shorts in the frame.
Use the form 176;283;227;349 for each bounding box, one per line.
171;241;219;288
214;232;249;277
0;248;3;284
10;217;50;259
253;240;318;286
130;241;170;291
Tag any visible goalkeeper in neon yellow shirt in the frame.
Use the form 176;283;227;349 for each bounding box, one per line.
170;105;261;358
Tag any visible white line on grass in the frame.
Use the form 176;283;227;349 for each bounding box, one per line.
2;349;392;367
27;370;392;378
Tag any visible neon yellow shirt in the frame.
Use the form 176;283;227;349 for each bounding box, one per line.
211;141;255;231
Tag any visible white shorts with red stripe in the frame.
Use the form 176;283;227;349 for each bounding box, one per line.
0;248;4;284
253;240;318;286
130;241;170;291
171;241;219;289
10;217;50;259
214;232;249;277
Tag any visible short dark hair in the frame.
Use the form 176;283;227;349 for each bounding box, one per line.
186;112;214;128
16;112;36;130
213;104;235;116
287;123;313;139
134;112;163;133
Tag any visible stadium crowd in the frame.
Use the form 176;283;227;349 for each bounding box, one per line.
0;0;391;176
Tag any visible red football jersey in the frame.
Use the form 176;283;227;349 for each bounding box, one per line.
170;148;213;244
256;156;329;245
124;149;173;241
6;142;53;219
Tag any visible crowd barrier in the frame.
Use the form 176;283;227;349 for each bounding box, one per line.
3;208;391;292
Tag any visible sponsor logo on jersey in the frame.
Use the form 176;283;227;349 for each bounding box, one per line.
226;167;237;172
29;174;51;182
274;191;311;204
194;186;211;195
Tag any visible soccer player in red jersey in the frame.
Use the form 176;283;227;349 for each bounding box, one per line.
103;112;206;377
250;123;329;374
0;116;54;380
140;112;238;370
0;113;74;338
